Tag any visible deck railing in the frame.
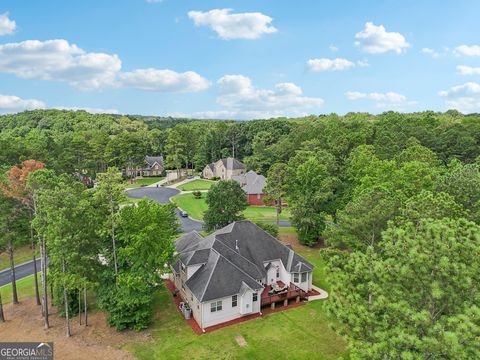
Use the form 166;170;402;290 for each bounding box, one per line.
261;283;307;306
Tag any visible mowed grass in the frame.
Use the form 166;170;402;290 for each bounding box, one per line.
177;179;216;191
0;245;38;271
126;177;164;188
127;248;346;360
171;193;291;221
0;274;39;304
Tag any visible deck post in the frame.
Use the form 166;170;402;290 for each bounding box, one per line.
271;302;275;309
296;296;300;303
284;299;288;307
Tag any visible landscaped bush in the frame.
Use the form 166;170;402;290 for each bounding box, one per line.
193;190;202;199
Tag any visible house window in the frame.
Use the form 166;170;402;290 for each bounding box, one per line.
276;268;280;278
253;292;258;302
293;273;299;283
301;273;307;283
210;300;222;312
232;295;238;307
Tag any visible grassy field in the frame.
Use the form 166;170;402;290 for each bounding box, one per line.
127;247;346;360
177;179;215;191
125;177;164;188
0;274;38;304
0;245;38;271
171;193;291;221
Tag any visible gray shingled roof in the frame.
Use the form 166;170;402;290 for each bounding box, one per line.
145;156;164;167
219;157;245;170
173;221;314;303
233;170;267;195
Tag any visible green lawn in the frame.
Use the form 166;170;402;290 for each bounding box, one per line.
177;180;215;191
127;248;346;360
171;193;291;222
0;245;38;272
0;274;39;304
126;177;164;188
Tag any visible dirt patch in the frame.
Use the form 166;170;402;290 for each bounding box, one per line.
279;233;326;250
0;298;148;360
235;335;247;347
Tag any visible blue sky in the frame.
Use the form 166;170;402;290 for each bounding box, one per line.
0;0;479;119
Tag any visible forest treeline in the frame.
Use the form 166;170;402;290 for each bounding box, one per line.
1;109;480;357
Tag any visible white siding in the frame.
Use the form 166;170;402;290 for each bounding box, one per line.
201;289;261;328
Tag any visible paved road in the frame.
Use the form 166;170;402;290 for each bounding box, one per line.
126;187;203;232
126;186;292;232
0;258;41;287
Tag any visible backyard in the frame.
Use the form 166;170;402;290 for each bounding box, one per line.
127;242;345;360
171;193;291;222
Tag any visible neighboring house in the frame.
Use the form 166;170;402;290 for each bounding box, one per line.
202;157;246;180
125;155;164;177
232;170;270;206
170;221;314;330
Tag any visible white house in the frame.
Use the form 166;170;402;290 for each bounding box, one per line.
170;221;314;330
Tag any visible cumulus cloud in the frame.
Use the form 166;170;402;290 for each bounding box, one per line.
118;68;210;92
457;65;480;75
0;12;16;36
0;94;45;114
0;39;209;92
439;82;480;113
453;45;480;57
345;90;415;109
187;9;277;40
421;47;440;58
329;44;339;52
306;58;356;72
306;57;369;72
213;74;323;118
355;22;410;54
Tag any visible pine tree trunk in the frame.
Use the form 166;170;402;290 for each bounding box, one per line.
110;194;118;286
78;289;82;325
29;215;41;306
84;285;88;326
0;291;5;322
8;241;19;304
62;260;71;337
40;236;49;328
50;282;54;304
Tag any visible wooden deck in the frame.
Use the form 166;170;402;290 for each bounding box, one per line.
261;281;306;306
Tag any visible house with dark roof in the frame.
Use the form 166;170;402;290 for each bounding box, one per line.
232;170;271;206
170;221;314;330
125;155;164;177
202;157;245;180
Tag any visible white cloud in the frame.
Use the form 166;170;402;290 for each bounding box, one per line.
0;39;209;92
345;90;416;109
54;106;119;114
329;44;339;52
0;94;45;114
457;65;480;75
439;82;480;113
0;12;16;36
306;58;356;72
0;39;121;89
187;9;277;40
355;22;410;54
357;59;369;67
453;45;480;57
421;47;440;58
214;74;323;118
118;68;210;92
